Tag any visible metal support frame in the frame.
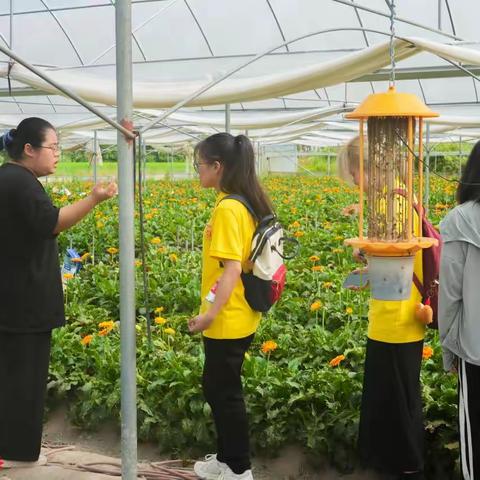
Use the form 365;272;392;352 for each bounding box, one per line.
0;43;134;138
93;129;98;183
115;1;137;479
139;27;402;135
225;104;231;133
425;123;431;215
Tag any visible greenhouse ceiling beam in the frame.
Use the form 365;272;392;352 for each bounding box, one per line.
352;64;480;82
332;0;463;41
0;0;167;17
55;48;361;70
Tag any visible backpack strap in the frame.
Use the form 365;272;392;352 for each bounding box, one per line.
413;273;424;297
219;194;258;221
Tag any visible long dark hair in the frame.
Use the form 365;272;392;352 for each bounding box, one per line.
0;117;55;161
194;133;274;218
457;140;480;204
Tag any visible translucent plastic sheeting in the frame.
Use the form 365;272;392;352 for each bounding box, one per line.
0;38;418;107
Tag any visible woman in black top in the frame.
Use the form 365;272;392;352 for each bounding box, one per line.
0;117;117;467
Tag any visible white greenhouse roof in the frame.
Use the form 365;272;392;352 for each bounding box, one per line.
1;0;480;146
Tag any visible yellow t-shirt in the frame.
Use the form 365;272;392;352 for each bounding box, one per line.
201;192;261;339
368;198;425;343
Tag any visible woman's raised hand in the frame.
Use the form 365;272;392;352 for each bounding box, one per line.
91;182;118;203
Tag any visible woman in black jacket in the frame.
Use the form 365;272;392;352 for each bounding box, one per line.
0;117;117;467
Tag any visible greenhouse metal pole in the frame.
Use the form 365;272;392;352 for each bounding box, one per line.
9;0;13;49
93;130;98;184
225;104;231;133
115;1;137;479
424;123;430;215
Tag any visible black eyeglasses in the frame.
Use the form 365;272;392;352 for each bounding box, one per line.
35;144;60;152
193;159;209;173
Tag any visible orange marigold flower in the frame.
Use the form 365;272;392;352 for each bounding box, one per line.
309;255;320;262
169;253;178;262
312;265;324;272
329;354;346;367
291;220;301;229
81;334;93;346
154;316;167;325
150;237;161;245
261;340;278;354
98;328;110;336
422;346;434;360
164;327;176;336
310;300;322;311
63;273;74;280
293;231;305;238
107;247;119;255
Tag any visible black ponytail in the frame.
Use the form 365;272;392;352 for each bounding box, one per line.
194;132;274;218
0;117;54;161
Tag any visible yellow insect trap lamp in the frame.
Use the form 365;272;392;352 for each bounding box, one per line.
344;86;439;300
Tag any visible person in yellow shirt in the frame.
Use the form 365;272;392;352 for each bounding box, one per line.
188;133;274;480
338;136;425;480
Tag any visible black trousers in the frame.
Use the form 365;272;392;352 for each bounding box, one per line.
203;334;254;475
359;338;424;475
458;359;480;480
0;331;52;461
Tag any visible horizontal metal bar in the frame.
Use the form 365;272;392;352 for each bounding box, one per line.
353;64;480;82
0;0;167;17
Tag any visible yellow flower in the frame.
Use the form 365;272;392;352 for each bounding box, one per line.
346;307;353;315
261;340;278;354
294;231;305;238
169;253;178;262
154;307;164;314
98;321;115;329
157;246;167;254
329;354;346;367
80;252;91;261
150;237;161;245
96;221;105;229
422;346;434;360
311;265;324;272
244;352;251;361
63;273;74;280
144;213;154;220
310;300;322;311
164;327;176;336
135;260;142;267
81;334;93;346
309;255;320;262
107;247;119;255
71;257;83;263
98;328;110;337
332;248;343;254
323;282;333;289
291;220;301;228
154;316;167;325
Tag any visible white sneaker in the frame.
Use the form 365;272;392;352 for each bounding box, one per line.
218;466;254;480
194;453;228;479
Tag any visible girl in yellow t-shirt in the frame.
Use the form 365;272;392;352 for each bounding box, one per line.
188;133;274;480
338;136;426;480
